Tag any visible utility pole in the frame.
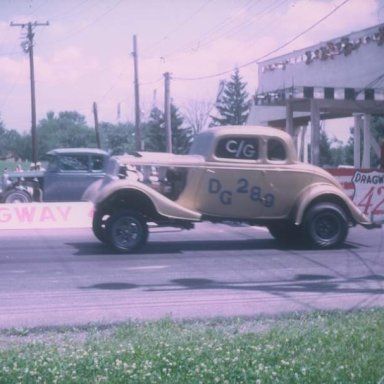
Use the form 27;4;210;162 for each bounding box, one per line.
93;102;101;149
132;35;142;151
10;21;49;165
164;72;172;153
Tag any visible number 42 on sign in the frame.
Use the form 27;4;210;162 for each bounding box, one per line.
352;171;384;221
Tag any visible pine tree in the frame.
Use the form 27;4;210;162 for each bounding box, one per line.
144;106;165;152
211;68;250;126
144;104;193;154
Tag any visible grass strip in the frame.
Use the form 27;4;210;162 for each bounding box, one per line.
0;309;383;383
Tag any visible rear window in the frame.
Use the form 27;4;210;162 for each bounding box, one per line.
215;137;259;160
267;139;286;161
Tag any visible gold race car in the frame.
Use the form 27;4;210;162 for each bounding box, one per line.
83;126;378;253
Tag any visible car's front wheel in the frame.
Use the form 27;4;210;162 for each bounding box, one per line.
1;189;32;203
106;210;148;253
303;203;349;249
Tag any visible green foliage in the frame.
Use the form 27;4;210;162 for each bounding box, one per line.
100;122;136;155
334;115;384;168
371;115;384;167
0;120;30;161
144;106;165;152
372;115;384;139
318;129;353;167
144;105;193;154
37;111;97;157
211;68;250;126
319;129;333;166
1;310;384;383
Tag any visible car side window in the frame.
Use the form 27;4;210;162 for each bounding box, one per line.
91;155;104;172
267;139;286;161
59;155;89;171
215;137;259;160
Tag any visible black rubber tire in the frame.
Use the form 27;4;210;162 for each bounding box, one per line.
303;203;349;249
92;210;110;243
1;189;32;203
106;210;148;253
268;222;301;245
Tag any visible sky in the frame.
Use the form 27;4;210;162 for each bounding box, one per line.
0;0;383;143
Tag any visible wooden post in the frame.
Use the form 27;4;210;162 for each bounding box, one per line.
93;102;101;149
310;100;320;165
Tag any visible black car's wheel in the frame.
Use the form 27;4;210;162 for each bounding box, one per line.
92;210;110;243
2;189;32;203
303;203;349;249
268;222;301;245
106;210;148;253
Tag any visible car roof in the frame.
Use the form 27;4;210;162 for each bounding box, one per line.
200;125;292;140
46;148;108;156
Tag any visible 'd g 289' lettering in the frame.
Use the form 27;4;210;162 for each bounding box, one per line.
209;178;275;207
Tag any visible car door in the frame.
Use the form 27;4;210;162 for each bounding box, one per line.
261;137;306;219
194;136;271;219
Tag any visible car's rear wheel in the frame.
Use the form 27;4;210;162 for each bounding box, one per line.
106;210;148;253
1;189;32;203
303;203;349;249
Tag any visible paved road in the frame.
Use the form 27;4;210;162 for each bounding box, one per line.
0;223;383;329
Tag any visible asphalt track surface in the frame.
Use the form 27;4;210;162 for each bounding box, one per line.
0;223;383;329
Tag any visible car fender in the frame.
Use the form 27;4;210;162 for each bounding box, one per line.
293;183;371;226
93;178;202;221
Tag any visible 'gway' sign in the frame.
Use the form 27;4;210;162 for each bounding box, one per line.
0;202;93;229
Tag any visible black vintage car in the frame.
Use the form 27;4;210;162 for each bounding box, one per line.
0;148;117;203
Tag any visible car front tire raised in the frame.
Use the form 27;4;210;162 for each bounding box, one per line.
106;210;148;253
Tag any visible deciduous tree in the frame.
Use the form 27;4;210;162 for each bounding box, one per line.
37;111;96;157
100;122;135;155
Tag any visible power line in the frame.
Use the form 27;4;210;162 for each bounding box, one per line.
159;0;258;60
173;0;351;82
41;0;123;47
142;0;216;56
184;0;288;55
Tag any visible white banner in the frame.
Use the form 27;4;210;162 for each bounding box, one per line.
0;202;93;229
328;168;384;222
351;170;384;222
